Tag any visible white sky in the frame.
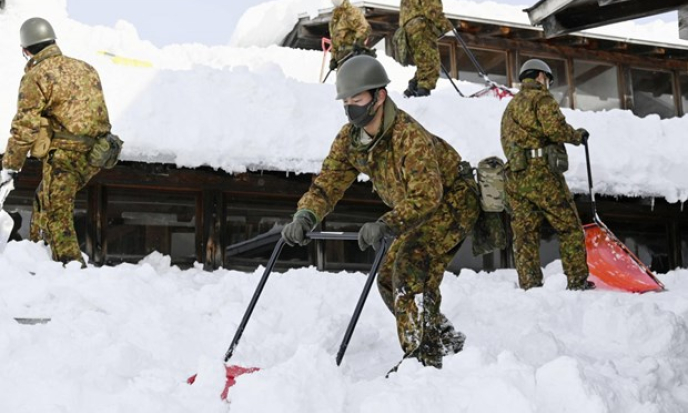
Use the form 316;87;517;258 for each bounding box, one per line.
64;0;678;47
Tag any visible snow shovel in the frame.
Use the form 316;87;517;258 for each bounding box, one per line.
188;231;389;399
582;139;664;293
448;26;514;100
0;178;15;252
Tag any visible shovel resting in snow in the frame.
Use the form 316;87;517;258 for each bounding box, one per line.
188;231;389;400
582;139;664;293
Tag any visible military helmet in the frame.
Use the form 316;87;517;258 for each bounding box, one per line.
335;55;390;100
518;59;553;82
20;17;56;48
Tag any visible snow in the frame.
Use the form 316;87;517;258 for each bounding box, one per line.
1;2;688;410
2;241;688;412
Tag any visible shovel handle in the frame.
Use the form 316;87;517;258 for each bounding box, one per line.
583;139;600;223
223;231;387;363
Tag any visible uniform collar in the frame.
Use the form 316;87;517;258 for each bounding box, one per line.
25;44;62;72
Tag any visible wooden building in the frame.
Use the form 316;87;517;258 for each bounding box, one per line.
2;1;688;275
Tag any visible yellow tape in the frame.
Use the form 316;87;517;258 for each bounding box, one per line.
97;51;153;68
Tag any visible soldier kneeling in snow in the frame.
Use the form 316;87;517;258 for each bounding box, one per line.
282;55;479;368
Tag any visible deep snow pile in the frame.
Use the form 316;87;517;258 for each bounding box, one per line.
1;240;688;413
1;0;688;201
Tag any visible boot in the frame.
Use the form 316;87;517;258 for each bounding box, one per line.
567;280;596;291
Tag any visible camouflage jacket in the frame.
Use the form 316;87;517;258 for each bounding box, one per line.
500;79;583;165
399;0;452;34
297;98;465;234
329;1;371;59
2;44;111;171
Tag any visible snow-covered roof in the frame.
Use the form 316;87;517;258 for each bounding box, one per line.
1;0;687;203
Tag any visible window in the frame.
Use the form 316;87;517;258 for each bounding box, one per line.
457;48;508;87
105;189;198;266
224;197;307;271
520;55;570;107
439;43;453;79
630;68;675;119
321;203;385;271
678;72;688;117
573;60;620;111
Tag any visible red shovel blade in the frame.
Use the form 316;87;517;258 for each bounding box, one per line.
187;364;260;400
584;222;664;293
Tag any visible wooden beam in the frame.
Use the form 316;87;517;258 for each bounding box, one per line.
537;0;688;38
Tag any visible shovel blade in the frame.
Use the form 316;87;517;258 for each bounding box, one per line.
584;222;664;293
0;209;14;252
187;364;260;400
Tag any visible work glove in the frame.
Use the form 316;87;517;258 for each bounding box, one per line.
577;128;590;144
281;210;316;247
357;220;392;251
329;58;338;71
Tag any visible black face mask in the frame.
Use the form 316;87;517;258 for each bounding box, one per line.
344;92;379;128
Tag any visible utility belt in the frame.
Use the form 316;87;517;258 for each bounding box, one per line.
52;130;123;169
509;144;568;173
53;131;96;148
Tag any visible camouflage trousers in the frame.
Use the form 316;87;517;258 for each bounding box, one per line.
405;17;441;91
377;178;479;367
30;149;100;266
505;160;589;290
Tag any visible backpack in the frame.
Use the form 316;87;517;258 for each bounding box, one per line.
88;133;124;169
476;156;506;212
392;27;412;67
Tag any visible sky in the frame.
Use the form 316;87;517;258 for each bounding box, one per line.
64;0;678;47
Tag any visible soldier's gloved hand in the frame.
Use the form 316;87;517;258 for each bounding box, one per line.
281;210;316;247
329;58;338;71
357;220;392;251
577;128;590;144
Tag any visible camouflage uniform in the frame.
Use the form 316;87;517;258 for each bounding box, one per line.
2;44;110;265
500;78;588;290
399;0;452;91
329;0;372;64
297;98;479;367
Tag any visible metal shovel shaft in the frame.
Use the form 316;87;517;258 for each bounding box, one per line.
223;231;388;365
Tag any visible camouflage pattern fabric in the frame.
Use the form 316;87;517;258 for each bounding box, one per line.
500;79;589;290
31;149;100;265
399;0;452;90
296;97;480;367
2;44;111;171
4;44;110;266
329;0;372;63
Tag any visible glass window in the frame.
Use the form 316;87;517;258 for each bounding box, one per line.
520;55;570;107
458;48;508;87
630;68;675;119
224;197;308;271
321;203;386;271
678;72;688;117
439;43;453;79
573;60;620;111
105;189;198;266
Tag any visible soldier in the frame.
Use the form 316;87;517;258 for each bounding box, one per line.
281;55;480;368
399;0;452;97
328;0;374;71
500;59;594;291
0;17;111;266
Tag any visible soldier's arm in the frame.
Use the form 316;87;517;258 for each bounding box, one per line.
380;125;443;234
425;0;451;33
536;95;583;145
3;72;48;171
297;129;359;222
